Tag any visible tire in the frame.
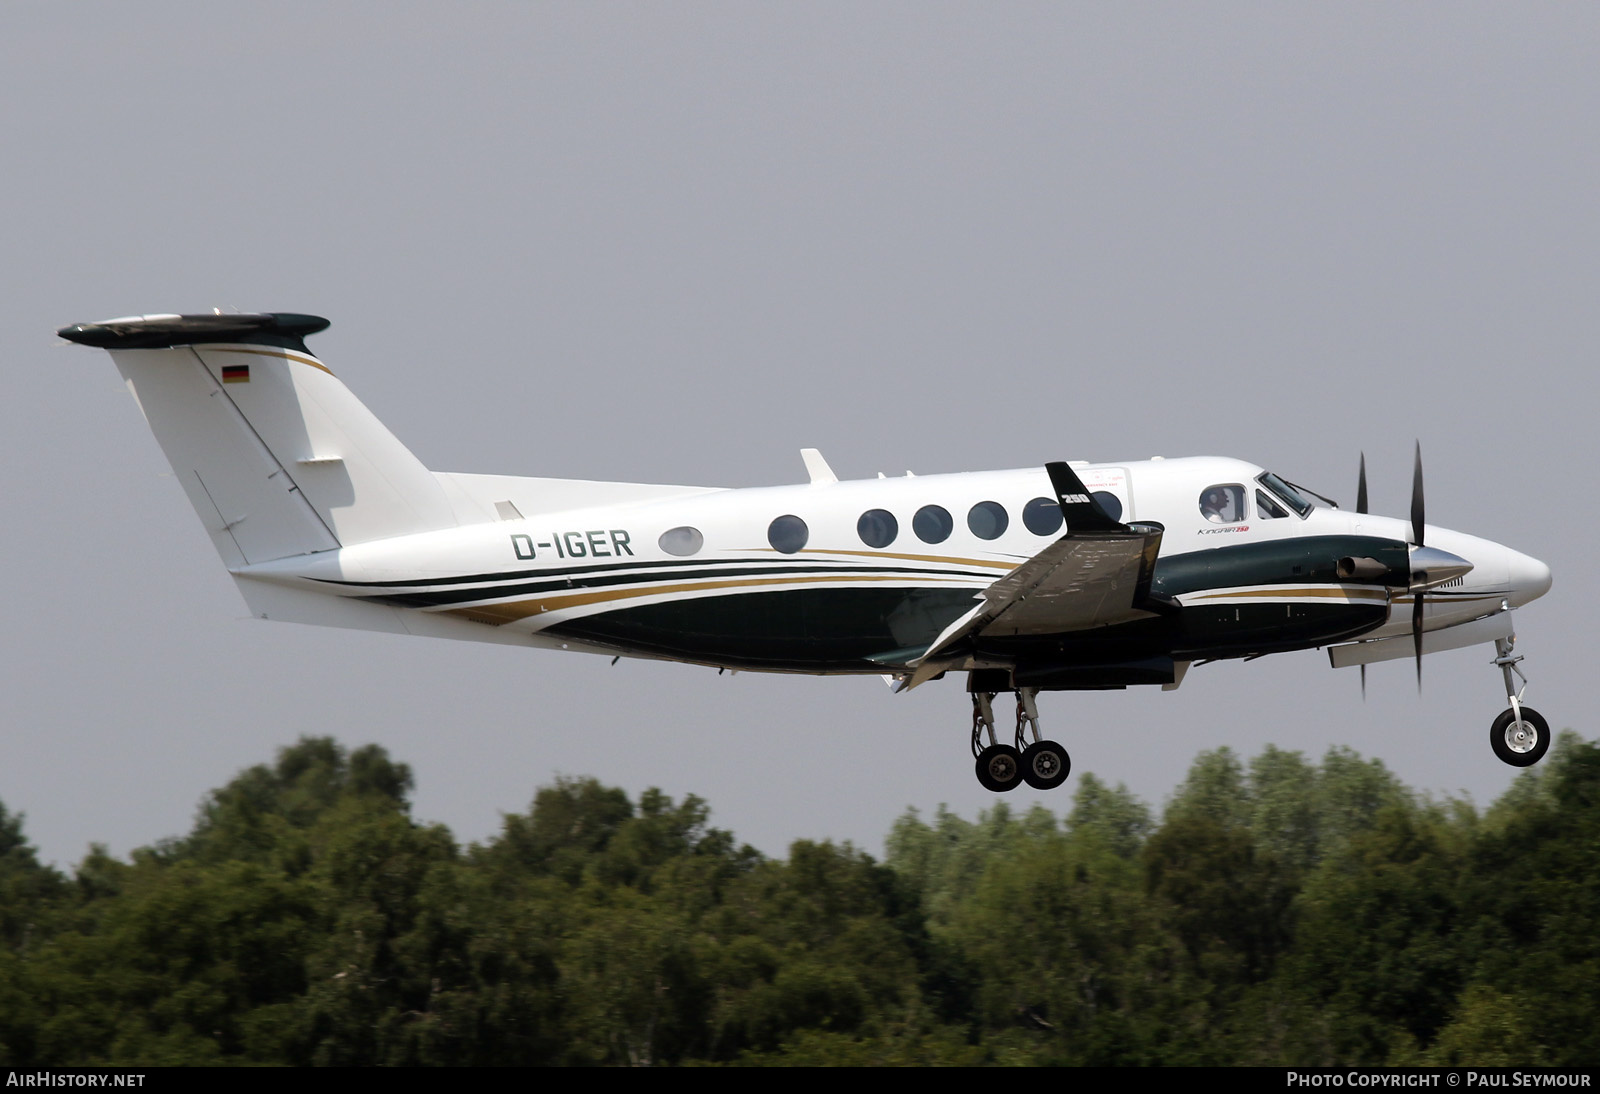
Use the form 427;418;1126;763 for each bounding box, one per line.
1490;706;1550;767
975;744;1024;792
1021;740;1071;790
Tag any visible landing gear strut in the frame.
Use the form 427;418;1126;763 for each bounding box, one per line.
1489;632;1549;767
970;687;1071;792
971;692;1021;792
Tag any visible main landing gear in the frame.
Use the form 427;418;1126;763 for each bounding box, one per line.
1489;633;1549;767
971;688;1071;792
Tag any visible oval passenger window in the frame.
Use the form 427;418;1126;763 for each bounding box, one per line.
659;526;704;556
767;514;809;554
913;505;953;544
857;509;898;548
967;501;1008;540
1022;497;1063;536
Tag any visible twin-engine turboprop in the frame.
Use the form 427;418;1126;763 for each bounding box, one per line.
59;312;1555;791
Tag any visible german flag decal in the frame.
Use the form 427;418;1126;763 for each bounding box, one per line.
221;364;250;384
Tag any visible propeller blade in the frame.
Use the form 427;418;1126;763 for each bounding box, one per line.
1410;442;1426;689
1410;441;1425;547
1360;662;1367;700
1357;452;1368;515
1412;588;1424;691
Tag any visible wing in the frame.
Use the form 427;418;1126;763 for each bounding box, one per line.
901;462;1167;688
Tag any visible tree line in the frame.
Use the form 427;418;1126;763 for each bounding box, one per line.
1;730;1595;1066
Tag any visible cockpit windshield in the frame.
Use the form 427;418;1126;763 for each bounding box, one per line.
1257;472;1313;518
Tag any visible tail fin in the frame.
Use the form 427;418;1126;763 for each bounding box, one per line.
60;313;456;568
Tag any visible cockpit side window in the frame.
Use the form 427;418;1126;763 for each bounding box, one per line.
1256;489;1289;519
1199;484;1246;524
1257;472;1312;517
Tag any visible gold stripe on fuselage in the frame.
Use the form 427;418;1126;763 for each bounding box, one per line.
795;548;1018;571
444;572;983;626
1390;594;1502;606
1189;587;1390;604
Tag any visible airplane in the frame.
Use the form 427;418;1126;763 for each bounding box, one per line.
58;311;1555;792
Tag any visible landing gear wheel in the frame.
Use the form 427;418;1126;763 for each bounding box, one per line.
975;744;1024;792
1490;706;1550;768
1020;740;1071;790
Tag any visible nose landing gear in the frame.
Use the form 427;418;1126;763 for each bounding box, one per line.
1490;632;1549;768
970;687;1072;792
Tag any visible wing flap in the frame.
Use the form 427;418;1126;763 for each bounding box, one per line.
978;533;1159;636
903;462;1166;683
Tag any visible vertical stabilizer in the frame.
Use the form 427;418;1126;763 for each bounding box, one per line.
60;313;457;568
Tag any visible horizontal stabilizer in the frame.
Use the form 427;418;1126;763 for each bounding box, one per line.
59;312;329;352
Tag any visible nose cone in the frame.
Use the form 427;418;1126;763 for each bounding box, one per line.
1507;549;1553;607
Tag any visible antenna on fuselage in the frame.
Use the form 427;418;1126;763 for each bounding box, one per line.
800;448;838;484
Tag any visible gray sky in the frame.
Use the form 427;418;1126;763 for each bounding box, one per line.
3;3;1595;869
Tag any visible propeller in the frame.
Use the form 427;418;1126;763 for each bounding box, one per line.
1411;442;1425;551
1352;443;1471;696
1410;442;1425;689
1356;451;1369;696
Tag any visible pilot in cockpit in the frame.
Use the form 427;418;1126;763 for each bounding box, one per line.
1200;485;1242;524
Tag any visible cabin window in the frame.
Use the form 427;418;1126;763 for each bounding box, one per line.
967;501;1009;540
659;526;704;556
1022;496;1063;536
913;505;953;544
1199;484;1246;524
767;514;809;554
1256;490;1289;519
1092;491;1124;522
857;509;898;548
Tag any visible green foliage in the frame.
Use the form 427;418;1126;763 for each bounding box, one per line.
1483;729;1588;828
184;737;414;869
1067;772;1152;859
2;731;1597;1066
0;803;68;953
1286;803;1470;1063
482;776;634;884
1459;736;1600;1066
943;823;1173;1064
0;806;70;1066
1145;810;1293;986
1415;985;1539;1067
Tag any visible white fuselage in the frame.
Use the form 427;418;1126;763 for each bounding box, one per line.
55;318;1549;688
59;314;1558;779
235;455;1550;676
